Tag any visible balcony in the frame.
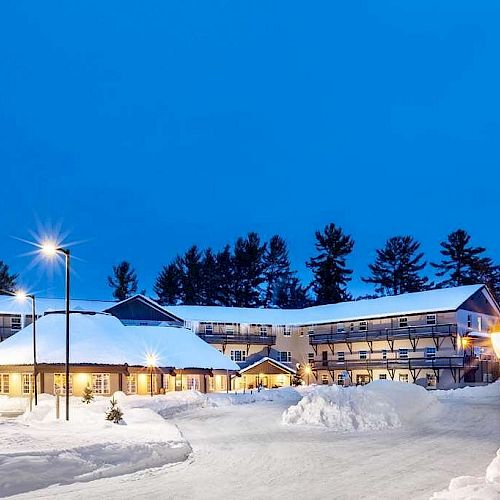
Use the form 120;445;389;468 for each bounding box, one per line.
197;333;277;346
309;323;458;346
313;356;465;371
0;327;18;342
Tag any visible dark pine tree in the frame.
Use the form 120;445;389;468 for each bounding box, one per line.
107;261;139;301
233;232;267;307
0;261;17;292
306;223;354;305
180;245;204;305
431;229;490;287
363;236;430;296
154;261;182;305
262;235;293;307
214;245;236;306
275;277;312;309
200;248;219;305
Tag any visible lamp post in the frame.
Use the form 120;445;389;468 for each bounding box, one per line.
146;353;157;397
0;290;37;405
40;242;70;421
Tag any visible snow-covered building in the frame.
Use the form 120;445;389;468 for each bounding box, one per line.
0;311;239;397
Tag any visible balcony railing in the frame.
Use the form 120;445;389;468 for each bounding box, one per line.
197;333;277;346
309;323;458;345
0;327;18;342
313;356;465;371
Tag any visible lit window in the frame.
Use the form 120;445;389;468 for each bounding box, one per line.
230;350;246;362
399;349;408;360
426;314;437;325
92;374;110;395
337;351;345;361
425;347;436;359
399;317;408;328
379;374;387;380
187;375;198;390
0;373;10;394
284;326;291;337
359;351;367;360
126;374;137;394
205;324;213;334
54;373;73;395
359;321;368;331
162;374;169;391
22;373;33;395
399;373;409;383
478;316;482;332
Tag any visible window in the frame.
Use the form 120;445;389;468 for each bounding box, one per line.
321;374;329;385
259;326;268;337
379;374;387;380
0;373;9;394
308;327;315;336
322;351;328;366
399;373;409;383
382;349;388;360
359;351;367;360
359;321;368;331
22;373;34;395
337;323;345;333
205;324;213;334
187;375;198;390
337;351;345;362
54;373;73;395
399;317;408;328
349;323;355;332
337;373;345;385
278;351;292;363
276;374;286;387
147;374;158;394
399;349;408;360
225;325;235;336
230;350;246;363
308;352;314;363
478;316;482;332
426;314;437;325
427;373;437;388
162;374;169;391
284;326;291;337
467;314;472;328
126;375;137;394
92;374;110;395
11;316;21;331
425;347;436;359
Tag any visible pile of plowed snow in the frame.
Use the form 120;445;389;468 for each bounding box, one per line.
432;448;500;499
282;381;439;431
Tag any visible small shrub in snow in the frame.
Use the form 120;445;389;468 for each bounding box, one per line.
105;396;124;424
82;384;94;404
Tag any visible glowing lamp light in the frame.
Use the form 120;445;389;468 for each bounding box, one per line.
39;240;59;257
14;290;27;301
491;333;500;359
304;364;312;375
461;337;470;349
145;353;158;368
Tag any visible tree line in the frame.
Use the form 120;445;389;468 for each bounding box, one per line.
1;225;499;307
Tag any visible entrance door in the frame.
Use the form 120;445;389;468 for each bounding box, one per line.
356;374;370;386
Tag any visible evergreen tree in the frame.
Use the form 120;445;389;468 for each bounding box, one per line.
0;261;17;292
262;235;293;307
214;245;236;306
306;223;354;305
275;277;312;309
200;248;219;305
363;236;430;296
107;261;138;301
154;261;182;305
105;396;123;424
431;229;490;287
180;245;204;305
233;232;267;307
82;384;94;404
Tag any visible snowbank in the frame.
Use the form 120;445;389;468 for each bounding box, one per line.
282;381;439;431
435;380;500;401
431;449;500;499
0;394;190;497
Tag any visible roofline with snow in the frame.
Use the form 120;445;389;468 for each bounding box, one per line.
239;356;296;374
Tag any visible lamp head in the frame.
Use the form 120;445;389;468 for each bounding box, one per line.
14;290;27;301
40;240;59;257
145;353;157;368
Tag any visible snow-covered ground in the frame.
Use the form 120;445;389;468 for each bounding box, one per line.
1;382;499;499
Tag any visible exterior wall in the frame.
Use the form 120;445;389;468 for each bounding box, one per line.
0;313;23;341
234;373;292;390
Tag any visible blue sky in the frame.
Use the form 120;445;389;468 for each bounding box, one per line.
0;1;499;300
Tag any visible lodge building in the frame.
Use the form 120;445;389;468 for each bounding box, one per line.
0;284;499;395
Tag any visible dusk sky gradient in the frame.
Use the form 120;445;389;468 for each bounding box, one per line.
1;1;499;300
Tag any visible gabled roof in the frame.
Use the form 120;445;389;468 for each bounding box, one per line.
239;357;296;374
0;296;114;315
0;312;239;370
165;285;489;326
104;294;183;322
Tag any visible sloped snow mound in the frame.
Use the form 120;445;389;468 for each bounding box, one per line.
282;381;439;431
435;380;500;401
431;448;500;499
0;395;191;496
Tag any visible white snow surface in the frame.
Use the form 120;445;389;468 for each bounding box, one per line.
282;381;439;431
166;284;484;325
0;296;113;315
0;312;239;370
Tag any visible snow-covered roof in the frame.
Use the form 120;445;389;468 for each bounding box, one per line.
0;296;114;315
166;285;487;326
0;312;238;371
240;357;296;374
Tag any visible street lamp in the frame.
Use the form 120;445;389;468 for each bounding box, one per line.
39;241;71;420
0;289;37;405
304;364;312;385
146;353;157;397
